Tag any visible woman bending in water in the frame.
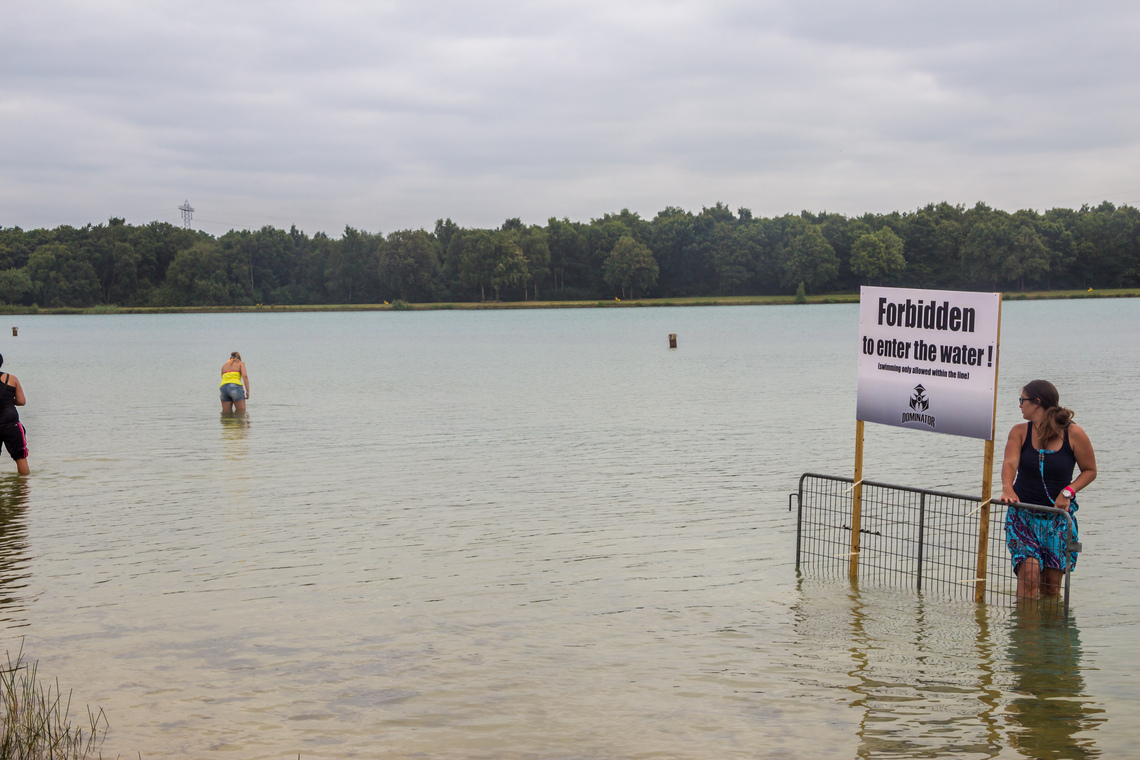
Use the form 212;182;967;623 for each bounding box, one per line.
220;351;250;413
0;355;29;475
1000;380;1096;599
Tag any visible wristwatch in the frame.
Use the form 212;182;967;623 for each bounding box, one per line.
1061;487;1076;500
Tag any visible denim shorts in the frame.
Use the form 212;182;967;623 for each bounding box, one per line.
220;383;246;402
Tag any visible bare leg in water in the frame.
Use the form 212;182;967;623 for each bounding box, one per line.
1016;557;1042;599
1017;558;1064;598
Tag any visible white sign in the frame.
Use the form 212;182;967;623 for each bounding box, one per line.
857;286;1001;440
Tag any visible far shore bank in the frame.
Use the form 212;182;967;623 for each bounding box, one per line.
2;288;1137;315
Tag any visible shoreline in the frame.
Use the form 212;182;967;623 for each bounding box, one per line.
1;288;1136;315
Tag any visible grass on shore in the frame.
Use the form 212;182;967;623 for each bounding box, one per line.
0;645;107;760
1;288;1137;315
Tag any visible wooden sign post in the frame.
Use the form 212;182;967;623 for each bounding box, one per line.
974;296;1003;602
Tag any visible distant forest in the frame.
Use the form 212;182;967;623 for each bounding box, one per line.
1;201;1138;307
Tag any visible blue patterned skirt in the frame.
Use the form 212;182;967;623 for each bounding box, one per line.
1004;505;1079;572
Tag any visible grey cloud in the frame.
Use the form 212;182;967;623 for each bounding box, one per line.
2;0;1139;233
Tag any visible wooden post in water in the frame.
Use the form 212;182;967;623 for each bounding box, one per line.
668;333;677;349
10;327;16;337
974;295;1003;603
974;441;996;602
850;419;865;580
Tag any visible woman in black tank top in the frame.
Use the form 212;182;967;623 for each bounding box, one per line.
0;354;29;475
999;380;1096;600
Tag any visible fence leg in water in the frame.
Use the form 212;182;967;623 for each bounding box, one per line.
1064;521;1076;616
916;493;926;591
669;333;677;349
850;420;865;580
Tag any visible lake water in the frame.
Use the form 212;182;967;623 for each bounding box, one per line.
2;300;1138;758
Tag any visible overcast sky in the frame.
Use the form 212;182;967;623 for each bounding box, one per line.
3;1;1139;235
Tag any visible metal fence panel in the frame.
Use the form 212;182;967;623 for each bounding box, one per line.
794;473;1076;615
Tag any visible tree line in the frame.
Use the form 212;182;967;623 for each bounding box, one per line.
0;200;1137;308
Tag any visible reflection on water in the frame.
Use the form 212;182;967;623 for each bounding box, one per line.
0;478;30;628
1005;610;1104;759
973;604;1004;756
220;412;250;454
840;585;1003;758
793;578;1106;758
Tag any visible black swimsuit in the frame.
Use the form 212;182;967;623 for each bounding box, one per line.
1012;421;1077;506
0;374;19;426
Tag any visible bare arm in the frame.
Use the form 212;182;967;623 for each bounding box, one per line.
999;423;1025;502
240;363;250;398
12;377;25;406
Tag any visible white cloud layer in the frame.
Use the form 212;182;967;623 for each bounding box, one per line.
3;0;1139;234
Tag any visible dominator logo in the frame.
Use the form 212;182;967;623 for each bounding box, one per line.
902;384;936;428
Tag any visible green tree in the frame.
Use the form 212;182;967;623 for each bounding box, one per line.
736;217;782;293
381;229;439;302
325;226;381;303
162;240;236;305
263;224;320;305
705;223;753;295
896;202;966;288
1067;202;1139;288
776;222;839;294
0;238;30;272
960;213;1051;290
26;243;100;306
433;218;460;258
0;269;32;305
545;217;589;297
459;230;527;301
603;236;659;299
217;226;311;304
441;230;469;298
489;235;528;300
687;204;738;294
587;218;636;293
648;207;703;296
85;218;141;305
1006;221;1051;291
1037;211;1078;289
850;227;907;285
516;226;550;300
0;198;1131;307
458;230;495;302
812;211;864;290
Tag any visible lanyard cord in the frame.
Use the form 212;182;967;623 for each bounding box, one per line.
1037;449;1056;505
1038;447;1075;511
